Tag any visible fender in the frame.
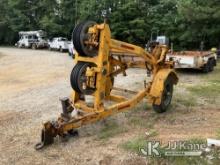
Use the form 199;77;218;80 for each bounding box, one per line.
149;68;178;105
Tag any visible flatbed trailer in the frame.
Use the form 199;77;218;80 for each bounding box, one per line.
166;51;217;73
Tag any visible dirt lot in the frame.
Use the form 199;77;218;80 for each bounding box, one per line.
0;47;220;164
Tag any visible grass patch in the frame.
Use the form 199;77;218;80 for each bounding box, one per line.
187;61;220;99
187;61;220;104
120;136;148;154
188;83;220;97
125;102;159;128
128;113;158;128
185;60;220;105
173;94;197;107
120;131;158;154
129;102;152;113
163;154;208;165
129;117;154;128
97;119;128;140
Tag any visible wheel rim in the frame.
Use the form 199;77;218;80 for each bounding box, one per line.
163;83;172;107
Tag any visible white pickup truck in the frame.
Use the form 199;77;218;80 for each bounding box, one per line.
48;37;70;52
166;51;217;73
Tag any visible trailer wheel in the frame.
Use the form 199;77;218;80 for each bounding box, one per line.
209;59;214;72
59;46;63;52
202;63;209;73
205;59;214;72
72;21;97;57
152;77;173;113
32;44;37;50
213;59;217;66
70;62;96;95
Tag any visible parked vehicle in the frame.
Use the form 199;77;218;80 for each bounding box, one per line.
15;30;48;49
68;41;76;58
146;36;169;52
153;36;217;73
48;37;70;52
156;36;169;45
166;51;217;73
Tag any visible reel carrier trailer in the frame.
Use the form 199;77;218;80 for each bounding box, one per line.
35;21;178;150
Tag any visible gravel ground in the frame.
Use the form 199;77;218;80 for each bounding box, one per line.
0;47;220;165
0;47;146;165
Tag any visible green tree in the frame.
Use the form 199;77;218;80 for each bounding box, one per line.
1;0;220;49
177;0;220;49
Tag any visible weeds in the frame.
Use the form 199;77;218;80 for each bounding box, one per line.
120;136;148;154
97;119;128;140
187;83;220;104
173;93;197;108
188;83;220;97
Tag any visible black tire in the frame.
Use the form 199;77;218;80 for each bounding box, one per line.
72;53;75;59
202;63;209;73
32;44;37;50
70;62;96;94
209;59;214;72
205;59;213;72
72;21;97;57
213;59;217;66
59;47;63;52
152;77;173;113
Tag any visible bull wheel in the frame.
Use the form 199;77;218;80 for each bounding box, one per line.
152;77;173;113
70;62;96;95
72;21;98;57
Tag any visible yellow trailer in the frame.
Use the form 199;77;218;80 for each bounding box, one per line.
35;21;178;150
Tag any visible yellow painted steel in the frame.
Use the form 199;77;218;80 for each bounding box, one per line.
40;22;178;141
149;69;178;105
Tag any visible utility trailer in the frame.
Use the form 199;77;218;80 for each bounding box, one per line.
35;21;178;150
15;30;48;49
166;51;217;73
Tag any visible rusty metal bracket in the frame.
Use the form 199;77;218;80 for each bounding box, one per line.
35;122;57;150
